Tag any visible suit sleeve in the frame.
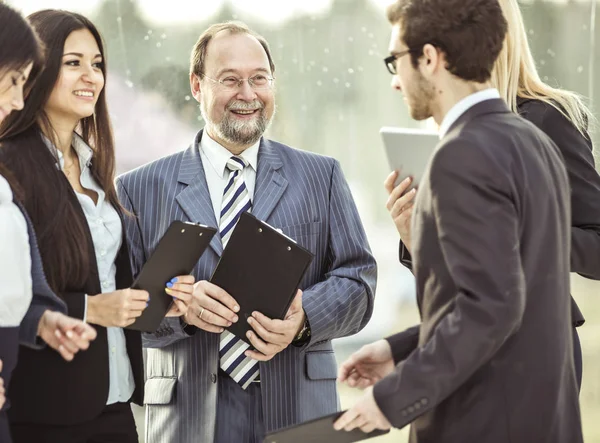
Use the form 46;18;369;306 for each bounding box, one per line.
115;176;193;348
536;105;600;280
399;241;413;271
17;204;67;349
386;325;419;364
301;160;377;346
373;141;526;428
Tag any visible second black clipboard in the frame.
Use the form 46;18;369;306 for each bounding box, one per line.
264;411;390;443
127;221;217;333
210;212;314;345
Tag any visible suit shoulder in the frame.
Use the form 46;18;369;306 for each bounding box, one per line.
267;139;337;168
518;98;581;136
117;149;186;186
436;114;531;171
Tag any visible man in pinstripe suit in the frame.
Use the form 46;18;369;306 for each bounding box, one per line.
115;21;377;443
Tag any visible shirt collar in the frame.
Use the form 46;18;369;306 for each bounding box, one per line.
199;131;259;178
438;88;500;139
43;132;93;171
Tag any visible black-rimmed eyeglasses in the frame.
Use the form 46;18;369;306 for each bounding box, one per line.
384;50;411;75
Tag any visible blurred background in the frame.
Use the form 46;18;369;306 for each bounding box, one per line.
7;0;600;441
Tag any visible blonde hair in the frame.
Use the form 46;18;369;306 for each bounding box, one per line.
491;0;593;136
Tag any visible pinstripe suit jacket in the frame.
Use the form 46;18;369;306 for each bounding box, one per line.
116;131;377;443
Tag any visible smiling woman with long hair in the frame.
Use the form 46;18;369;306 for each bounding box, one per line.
0;9;194;442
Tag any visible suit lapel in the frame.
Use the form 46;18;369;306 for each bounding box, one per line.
252;138;288;223
175;132;222;256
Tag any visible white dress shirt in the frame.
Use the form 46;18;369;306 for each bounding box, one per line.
199;132;259;219
0;175;32;327
54;134;135;405
438;88;501;139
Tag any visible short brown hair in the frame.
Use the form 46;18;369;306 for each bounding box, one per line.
190;21;275;77
387;0;507;82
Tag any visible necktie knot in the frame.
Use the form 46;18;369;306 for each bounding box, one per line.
226;156;247;173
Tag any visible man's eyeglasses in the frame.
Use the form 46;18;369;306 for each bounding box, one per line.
201;73;274;90
384;50;411;75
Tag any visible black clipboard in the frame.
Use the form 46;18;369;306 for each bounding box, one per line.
264;411;390;443
127;221;217;332
210;212;314;344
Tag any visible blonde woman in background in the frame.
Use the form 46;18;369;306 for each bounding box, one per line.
491;0;600;391
385;0;600;392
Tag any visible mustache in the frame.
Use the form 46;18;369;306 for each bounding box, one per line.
227;100;264;111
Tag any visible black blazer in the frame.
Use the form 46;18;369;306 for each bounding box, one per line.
375;99;582;442
1;131;143;426
398;98;600;327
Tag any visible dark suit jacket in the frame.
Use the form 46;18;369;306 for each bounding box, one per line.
373;99;582;442
398;98;600;328
0;131;144;426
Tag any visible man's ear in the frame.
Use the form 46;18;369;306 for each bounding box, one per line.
421;43;443;75
190;73;202;103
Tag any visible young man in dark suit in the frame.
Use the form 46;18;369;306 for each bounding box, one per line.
335;0;583;441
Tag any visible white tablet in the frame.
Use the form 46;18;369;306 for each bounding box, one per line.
380;126;439;189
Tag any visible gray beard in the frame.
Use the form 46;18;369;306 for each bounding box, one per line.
201;102;274;146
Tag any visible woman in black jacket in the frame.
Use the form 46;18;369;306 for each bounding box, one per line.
0;9;194;443
0;5;99;443
385;0;600;392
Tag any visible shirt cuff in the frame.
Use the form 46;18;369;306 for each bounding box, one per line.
83;294;88;323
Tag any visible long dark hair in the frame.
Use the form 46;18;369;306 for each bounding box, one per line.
0;3;45;199
0;10;119;294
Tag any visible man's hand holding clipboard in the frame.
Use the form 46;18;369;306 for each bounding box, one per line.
244;289;305;361
183;213;314;360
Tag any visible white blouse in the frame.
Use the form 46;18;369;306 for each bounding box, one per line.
53;134;135;405
0;175;33;327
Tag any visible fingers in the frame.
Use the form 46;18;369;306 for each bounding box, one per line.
0;359;3;372
173;299;189;315
56;342;75;361
289;289;303;312
390;192;416;218
250;311;285;334
360;422;376;434
197;305;234;328
165;288;193;303
129;300;148;312
247;316;286;346
334;409;359;431
184;312;225;334
196;281;240;314
244;348;276;362
338;348;366;382
56;328;91;352
245;330;278;360
169;275;195;285
338;356;358;382
165;276;194;303
386;178;415;212
73;322;97;341
128;289;150;302
383;170;399;194
198;295;238;326
54;329;80;355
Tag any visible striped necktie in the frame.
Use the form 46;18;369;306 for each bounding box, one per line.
218;156;260;389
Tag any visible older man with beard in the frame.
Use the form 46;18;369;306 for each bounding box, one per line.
115;21;377;443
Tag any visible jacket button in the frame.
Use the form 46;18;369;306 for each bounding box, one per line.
211;373;217;383
401;410;407;417
408;406;415;413
421;398;429;406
